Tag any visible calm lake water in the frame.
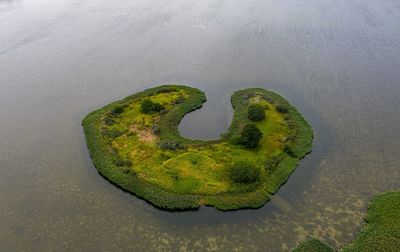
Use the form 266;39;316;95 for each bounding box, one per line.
1;0;399;251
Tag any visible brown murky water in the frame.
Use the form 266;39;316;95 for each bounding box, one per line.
1;0;399;251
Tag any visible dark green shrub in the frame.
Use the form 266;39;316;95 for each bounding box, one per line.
115;158;132;167
284;143;297;157
103;128;124;139
230;162;260;184
172;96;185;105
141;99;153;113
141;99;165;114
248;104;266;121
264;155;283;172
240;124;263;148
159;141;184;150
152;102;164;112
104;117;115;126
111;106;124;116
276;104;288;113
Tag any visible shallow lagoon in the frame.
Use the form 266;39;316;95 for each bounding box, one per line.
1;0;400;250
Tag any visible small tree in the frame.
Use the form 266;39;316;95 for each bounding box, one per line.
230;162;260;184
141;99;165;114
110;106;124;116
240;124;263;148
248;104;265;121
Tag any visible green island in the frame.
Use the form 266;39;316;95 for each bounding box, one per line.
82;85;313;210
292;190;400;252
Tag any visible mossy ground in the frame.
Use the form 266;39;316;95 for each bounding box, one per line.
292;190;400;252
82;85;313;210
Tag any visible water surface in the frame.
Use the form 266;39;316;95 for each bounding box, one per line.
1;0;400;251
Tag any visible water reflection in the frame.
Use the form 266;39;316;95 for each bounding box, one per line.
0;0;400;251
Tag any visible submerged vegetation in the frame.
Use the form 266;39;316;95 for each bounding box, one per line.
82;85;313;210
141;99;165;114
342;190;400;252
292;239;334;252
292;190;400;252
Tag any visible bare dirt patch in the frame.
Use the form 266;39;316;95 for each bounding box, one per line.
129;125;157;143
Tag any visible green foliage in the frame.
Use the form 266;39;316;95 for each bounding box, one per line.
342;190;400;252
293;191;400;252
230;162;260;184
82;85;313;210
276;104;289;113
104;117;115;126
110;105;125;116
141;99;165;114
115;158;132;167
292;239;334;252
240;124;263;148
248;104;266;121
159;140;184;150
264;154;283;172
103;128;123;139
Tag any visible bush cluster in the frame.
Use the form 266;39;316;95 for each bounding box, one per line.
240;124;263;148
284;142;297;157
110;106;125;116
247;104;266;121
276;104;288;113
230;162;260;184
159;140;184;150
103;128;124;139
141;99;165;114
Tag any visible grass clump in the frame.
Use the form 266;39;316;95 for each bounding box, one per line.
110;105;125;116
103;128;124;139
248;104;266;121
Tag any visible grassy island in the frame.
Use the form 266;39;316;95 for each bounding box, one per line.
292;190;400;252
82;85;313;210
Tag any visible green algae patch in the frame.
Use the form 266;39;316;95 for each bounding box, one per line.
82;85;313;210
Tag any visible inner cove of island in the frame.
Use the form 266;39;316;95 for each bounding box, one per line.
82;85;313;210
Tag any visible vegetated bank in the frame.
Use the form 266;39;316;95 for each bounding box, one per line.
292;190;400;252
82;85;313;210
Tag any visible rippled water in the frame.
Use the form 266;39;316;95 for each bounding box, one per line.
1;0;400;251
